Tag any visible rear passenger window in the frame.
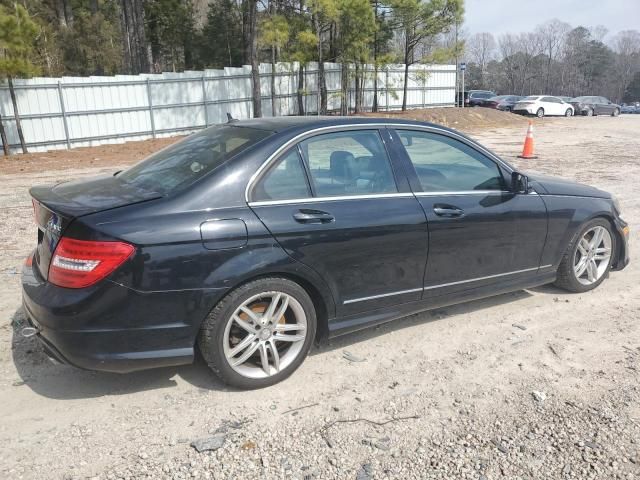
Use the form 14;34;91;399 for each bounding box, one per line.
397;130;506;192
300;130;397;197
253;149;310;201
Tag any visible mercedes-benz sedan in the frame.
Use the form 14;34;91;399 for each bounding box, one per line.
22;117;629;389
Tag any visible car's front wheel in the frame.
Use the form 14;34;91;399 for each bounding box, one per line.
198;277;317;389
536;108;544;118
565;108;573;117
612;108;620;117
554;219;615;293
586;108;594;116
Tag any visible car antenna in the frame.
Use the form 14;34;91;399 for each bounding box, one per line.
226;112;238;123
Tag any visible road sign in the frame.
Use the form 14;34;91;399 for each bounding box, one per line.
460;62;466;71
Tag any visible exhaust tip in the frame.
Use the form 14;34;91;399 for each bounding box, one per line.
21;327;38;338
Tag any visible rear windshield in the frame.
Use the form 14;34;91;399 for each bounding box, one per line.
523;96;540;100
571;96;590;102
117;125;271;195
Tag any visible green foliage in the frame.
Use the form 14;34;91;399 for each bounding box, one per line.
145;0;195;71
0;3;40;79
336;0;376;63
195;0;244;69
260;14;290;51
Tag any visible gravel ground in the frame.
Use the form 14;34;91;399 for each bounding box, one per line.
0;115;639;480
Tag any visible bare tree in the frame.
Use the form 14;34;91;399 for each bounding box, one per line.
536;19;570;93
499;32;543;95
466;32;495;89
612;30;640;101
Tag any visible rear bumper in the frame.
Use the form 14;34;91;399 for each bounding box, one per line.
21;261;227;373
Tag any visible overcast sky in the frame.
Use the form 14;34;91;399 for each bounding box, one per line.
464;0;640;39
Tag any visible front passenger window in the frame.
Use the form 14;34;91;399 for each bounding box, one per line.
397;130;506;192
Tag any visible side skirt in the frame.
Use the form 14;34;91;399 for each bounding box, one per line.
327;271;557;338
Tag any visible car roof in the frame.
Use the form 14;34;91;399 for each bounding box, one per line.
227;115;458;134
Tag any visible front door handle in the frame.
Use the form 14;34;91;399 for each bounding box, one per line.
293;209;335;224
433;205;464;218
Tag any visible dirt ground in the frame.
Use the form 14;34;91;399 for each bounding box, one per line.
1;113;639;480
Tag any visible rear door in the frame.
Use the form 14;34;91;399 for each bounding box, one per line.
248;127;429;316
390;128;548;298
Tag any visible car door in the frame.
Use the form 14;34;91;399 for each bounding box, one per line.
390;128;548;299
542;97;560;115
248;128;429;317
599;97;613;114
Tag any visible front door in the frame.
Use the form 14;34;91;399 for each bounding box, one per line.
390;128;548;298
248;128;429;316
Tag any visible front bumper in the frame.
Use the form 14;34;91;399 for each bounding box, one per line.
21;260;226;373
612;217;630;271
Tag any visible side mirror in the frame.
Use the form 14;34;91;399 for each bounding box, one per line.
511;171;529;194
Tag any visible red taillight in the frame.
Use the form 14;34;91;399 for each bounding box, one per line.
48;238;135;289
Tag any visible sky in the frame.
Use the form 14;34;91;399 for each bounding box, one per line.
463;0;640;39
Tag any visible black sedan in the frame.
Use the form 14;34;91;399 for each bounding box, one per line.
478;95;524;111
22;117;629;389
570;96;621;116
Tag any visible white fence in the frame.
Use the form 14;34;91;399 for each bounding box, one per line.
0;62;456;153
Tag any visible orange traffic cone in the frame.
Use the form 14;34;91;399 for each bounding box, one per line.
518;121;537;159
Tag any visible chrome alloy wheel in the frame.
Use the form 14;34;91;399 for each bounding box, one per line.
223;292;307;379
573;226;612;285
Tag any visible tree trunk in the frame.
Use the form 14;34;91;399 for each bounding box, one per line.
340;63;348;115
313;15;327;114
372;3;379;113
120;0;151;74
271;47;277;116
297;64;305;115
0;113;10;156
402;62;409;111
354;63;361;114
246;0;262;118
8;78;27;154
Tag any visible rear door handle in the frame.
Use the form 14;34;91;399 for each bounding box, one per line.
433;205;464;218
293;209;335;224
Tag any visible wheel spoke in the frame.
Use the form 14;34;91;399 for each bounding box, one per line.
259;343;270;375
590;227;604;249
586;259;598;282
233;315;256;334
271;295;289;323
275;323;306;332
239;306;261;324
273;333;305;342
264;293;282;322
231;340;260;367
268;339;280;372
575;257;589;277
228;333;257;357
578;238;590;255
594;247;611;261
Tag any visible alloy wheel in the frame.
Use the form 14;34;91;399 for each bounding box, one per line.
536;108;544;118
223;291;307;379
573;226;612;286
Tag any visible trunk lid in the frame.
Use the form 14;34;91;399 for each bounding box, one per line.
30;174;162;280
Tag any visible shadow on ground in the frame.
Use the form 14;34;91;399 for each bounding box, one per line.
11;288;543;400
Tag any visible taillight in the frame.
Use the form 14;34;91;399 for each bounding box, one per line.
48;238;134;289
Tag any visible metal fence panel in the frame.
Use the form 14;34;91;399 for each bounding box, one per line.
0;62;456;153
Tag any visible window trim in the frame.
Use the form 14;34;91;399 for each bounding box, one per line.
245;124;515;204
251;146;312;202
391;128;510;194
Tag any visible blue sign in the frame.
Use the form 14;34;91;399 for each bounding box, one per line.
460;62;466;71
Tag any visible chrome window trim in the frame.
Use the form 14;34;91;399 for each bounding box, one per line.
342;265;553;304
244;123;515;203
248;192;415;207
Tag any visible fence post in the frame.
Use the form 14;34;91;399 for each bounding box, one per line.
422;68;426;108
146;78;156;138
201;75;209;127
385;69;390;111
57;81;71;149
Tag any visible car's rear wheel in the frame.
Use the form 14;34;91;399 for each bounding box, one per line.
505;106;512;112
198;277;317;389
565;108;573;117
536;108;544;118
554;219;615;293
586;108;594;116
612;108;620;117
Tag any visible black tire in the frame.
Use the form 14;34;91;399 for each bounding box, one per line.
612;108;620;117
586;108;594;117
505;106;512;112
536;108;544;118
198;277;317;389
554;218;616;293
565;108;573;117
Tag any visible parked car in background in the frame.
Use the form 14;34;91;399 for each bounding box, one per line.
570;96;620;116
21;117;629;388
458;90;496;107
620;104;639;114
513;96;574;118
478;95;524;112
556;96;573;103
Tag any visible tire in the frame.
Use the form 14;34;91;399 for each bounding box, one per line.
505;106;512;112
554;218;616;293
536;108;544;118
612;108;620;117
565;108;573;117
586;108;594;117
198;277;317;389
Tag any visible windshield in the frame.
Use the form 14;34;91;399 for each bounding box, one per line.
117;125;272;195
490;96;509;101
523;96;540;101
